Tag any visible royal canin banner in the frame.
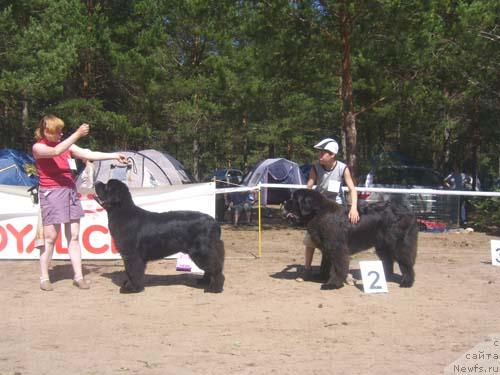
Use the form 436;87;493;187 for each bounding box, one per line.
0;183;215;260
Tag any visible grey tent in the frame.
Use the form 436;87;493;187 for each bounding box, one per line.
75;149;193;189
242;158;305;205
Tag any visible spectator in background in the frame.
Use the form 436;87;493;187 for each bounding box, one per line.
444;164;475;226
79;158;95;188
444;166;469;190
228;190;254;226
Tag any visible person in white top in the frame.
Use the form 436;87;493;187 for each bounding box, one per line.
79;158;95;188
444;164;478;226
296;138;360;282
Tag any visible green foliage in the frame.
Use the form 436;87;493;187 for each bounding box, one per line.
469;193;500;234
0;0;498;190
49;98;142;151
0;0;83;98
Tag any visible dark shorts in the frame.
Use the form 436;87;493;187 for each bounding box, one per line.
233;202;252;214
303;232;318;248
39;187;84;226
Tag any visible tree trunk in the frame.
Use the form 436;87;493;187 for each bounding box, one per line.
442;127;452;170
83;0;94;98
192;137;200;182
286;140;293;161
339;3;357;176
268;143;275;158
242;113;248;170
471;100;481;190
22;95;29;146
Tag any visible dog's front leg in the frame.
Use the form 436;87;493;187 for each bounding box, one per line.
375;247;395;281
321;248;349;290
319;252;331;281
121;256;145;293
196;272;212;285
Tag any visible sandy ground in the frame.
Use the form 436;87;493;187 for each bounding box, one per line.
1;223;499;375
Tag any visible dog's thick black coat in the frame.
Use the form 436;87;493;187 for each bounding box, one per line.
94;179;225;293
284;189;417;289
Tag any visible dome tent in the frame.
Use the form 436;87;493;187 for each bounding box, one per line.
75;149;193;189
0;149;39;186
242;158;305;205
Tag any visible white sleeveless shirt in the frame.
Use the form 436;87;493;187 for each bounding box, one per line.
314;161;347;204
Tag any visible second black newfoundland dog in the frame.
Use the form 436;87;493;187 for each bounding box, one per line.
94;179;225;293
284;189;417;290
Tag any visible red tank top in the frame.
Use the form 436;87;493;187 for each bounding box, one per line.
34;139;76;188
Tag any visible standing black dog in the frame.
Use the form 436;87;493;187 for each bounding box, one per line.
94;179;225;293
284;189;417;289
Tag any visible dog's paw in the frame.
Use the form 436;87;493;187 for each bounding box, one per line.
120;286;144;293
399;279;414;288
204;274;224;293
120;281;144;293
204;286;223;293
320;282;343;290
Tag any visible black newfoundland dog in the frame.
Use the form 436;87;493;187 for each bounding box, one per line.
284;189;417;290
94;179;225;293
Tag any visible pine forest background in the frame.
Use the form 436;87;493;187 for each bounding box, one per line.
0;0;499;186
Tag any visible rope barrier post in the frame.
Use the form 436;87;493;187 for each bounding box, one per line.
258;183;262;258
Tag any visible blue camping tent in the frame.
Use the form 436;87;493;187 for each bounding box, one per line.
242;158;305;205
0;149;39;186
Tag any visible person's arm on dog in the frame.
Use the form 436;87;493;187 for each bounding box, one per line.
70;144;128;164
306;166;317;189
343;167;360;224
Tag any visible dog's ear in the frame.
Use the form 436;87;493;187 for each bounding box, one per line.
106;192;123;207
107;179;133;207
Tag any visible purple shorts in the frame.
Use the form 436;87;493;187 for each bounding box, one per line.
39;187;84;226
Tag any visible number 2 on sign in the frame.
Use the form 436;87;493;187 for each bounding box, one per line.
359;260;388;294
368;271;382;290
491;240;500;266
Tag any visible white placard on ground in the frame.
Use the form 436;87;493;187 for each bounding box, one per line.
359;260;388;294
175;253;204;274
491;240;500;266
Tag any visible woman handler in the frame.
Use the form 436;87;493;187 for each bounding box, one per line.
32;115;127;291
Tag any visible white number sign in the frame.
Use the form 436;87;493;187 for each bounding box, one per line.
359;260;388;294
491;240;500;266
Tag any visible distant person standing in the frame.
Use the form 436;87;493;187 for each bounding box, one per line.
444;166;470;191
32;115;127;291
444;165;473;226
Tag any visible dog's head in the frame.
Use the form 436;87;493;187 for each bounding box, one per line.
94;179;134;211
283;189;325;225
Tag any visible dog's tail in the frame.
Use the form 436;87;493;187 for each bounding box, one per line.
396;205;419;263
406;217;418;264
210;222;224;258
210;224;225;274
213;222;222;239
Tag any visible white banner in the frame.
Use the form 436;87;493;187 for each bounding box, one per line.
0;183;215;260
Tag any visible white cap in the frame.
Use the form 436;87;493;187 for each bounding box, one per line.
313;138;339;154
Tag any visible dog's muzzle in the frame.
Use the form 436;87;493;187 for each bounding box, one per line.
93;193;106;208
282;201;301;225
